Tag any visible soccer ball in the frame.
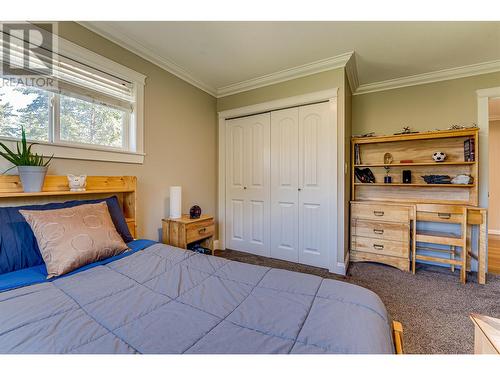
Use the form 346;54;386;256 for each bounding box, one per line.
432;152;447;162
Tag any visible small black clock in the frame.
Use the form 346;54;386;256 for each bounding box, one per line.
189;205;202;219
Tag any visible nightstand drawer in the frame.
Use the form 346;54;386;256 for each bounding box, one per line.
351;219;409;242
351;236;409;258
351;203;411;222
186;220;215;243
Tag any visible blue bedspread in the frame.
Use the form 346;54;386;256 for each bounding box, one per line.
0;242;394;354
0;239;156;292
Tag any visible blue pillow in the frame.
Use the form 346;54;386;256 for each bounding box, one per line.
0;196;133;274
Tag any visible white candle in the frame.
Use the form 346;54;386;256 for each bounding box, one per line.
169;186;182;219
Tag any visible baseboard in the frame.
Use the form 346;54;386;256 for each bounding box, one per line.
335;252;350;276
488;229;500;235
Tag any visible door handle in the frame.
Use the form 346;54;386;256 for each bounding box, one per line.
438;213;451;219
373;211;385;217
373;244;384;250
243;186;247;190
373;229;384;235
298;188;302;191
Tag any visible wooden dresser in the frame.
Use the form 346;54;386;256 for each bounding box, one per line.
350;128;487;280
351;201;415;271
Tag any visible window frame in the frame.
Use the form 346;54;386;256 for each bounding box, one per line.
0;33;146;164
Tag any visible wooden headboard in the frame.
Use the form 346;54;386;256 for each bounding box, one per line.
0;175;137;237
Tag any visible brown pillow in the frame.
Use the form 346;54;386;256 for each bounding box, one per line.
20;202;129;278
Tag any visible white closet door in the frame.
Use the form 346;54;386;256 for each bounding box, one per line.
226;113;271;256
298;102;330;268
270;107;299;262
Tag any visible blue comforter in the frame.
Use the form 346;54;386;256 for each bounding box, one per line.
0;243;394;354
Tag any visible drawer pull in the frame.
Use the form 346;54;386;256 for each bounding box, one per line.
438;213;451;219
373;211;385;217
373;229;384;235
373;244;384;250
198;228;207;234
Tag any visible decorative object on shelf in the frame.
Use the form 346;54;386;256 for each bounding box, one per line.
353;132;376;138
354;144;361;165
0;127;53;193
354;167;375;183
451;174;473;185
169;186;182;219
400;159;414;164
432;151;447;162
189;205;202;219
448;123;478;130
394;126;419;135
383;153;393;183
67;175;87;192
402;170;412;184
464;138;475;161
421;175;452;184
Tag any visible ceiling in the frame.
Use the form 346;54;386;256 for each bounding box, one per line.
81;21;500;97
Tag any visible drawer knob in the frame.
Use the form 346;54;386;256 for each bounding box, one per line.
198;228;207;234
373;244;384;250
373;229;384;235
373;211;385;217
438;213;451;219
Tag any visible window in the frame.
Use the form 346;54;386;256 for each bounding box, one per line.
0;25;146;163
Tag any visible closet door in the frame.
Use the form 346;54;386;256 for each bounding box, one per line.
270;108;299;262
225;113;271;256
298;102;330;268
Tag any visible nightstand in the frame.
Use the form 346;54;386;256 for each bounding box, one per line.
162;214;215;254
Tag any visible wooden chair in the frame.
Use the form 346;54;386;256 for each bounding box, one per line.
413;204;468;284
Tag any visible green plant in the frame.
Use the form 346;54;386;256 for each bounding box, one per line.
0;127;53;173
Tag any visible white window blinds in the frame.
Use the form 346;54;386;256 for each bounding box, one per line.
0;27;135;112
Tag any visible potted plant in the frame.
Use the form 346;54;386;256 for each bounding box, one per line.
0;127;53;192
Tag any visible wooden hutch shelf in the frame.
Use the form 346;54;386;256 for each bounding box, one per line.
354;183;475;188
352;128;479;206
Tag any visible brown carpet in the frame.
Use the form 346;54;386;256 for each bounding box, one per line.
214;249;500;354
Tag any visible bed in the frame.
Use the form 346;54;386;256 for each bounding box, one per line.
0;176;403;354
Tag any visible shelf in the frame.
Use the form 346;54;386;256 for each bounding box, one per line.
354;161;475;167
354;183;475;188
0;188;135;199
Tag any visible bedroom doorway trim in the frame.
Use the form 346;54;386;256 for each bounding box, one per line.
217;88;345;274
477;86;500;209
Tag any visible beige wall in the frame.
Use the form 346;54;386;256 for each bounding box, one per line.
352;72;500;135
0;22;218;241
217;69;345;111
489;120;500;232
353;72;500;209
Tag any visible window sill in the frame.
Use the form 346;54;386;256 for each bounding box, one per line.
0;138;145;164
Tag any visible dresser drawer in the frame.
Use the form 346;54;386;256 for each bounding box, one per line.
351;203;411;223
351;219;409;242
186;219;215;243
351;236;409;258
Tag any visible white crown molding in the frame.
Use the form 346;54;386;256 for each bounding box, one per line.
355;59;500;96
344;52;359;93
78;22;218;97
216;52;354;98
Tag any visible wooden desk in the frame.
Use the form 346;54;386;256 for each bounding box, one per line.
466;207;487;284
